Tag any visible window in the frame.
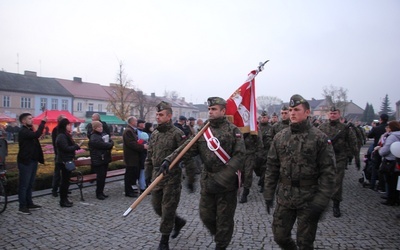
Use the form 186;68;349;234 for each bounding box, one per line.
51;99;58;110
88;103;93;111
98;104;102;112
61;99;68;110
3;96;10;107
40;98;47;110
20;97;31;108
77;102;82;112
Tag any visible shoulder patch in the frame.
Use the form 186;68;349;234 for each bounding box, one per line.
181;135;187;140
327;139;332;144
235;133;242;138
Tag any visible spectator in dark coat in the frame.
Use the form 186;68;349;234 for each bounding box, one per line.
86;113;110;139
89;121;114;200
368;113;389;191
51;115;66;197
17;113;47;214
123;116;148;197
56;118;81;208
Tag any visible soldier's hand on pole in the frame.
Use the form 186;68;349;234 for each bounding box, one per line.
157;160;170;176
265;200;273;215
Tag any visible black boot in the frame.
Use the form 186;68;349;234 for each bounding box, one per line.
239;188;250;203
60;198;73;207
333;201;341;217
171;216;186;239
259;179;264;193
158;234;170;250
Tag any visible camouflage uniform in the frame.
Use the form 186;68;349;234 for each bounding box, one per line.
145;110;187;238
318;117;358;216
264;94;336;250
255;117;272;192
166;97;245;250
239;133;264;203
266;119;290;147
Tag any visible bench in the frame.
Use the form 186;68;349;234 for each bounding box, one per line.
70;155;125;201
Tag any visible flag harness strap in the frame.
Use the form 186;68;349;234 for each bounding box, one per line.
203;127;231;164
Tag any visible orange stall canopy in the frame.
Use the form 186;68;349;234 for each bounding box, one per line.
33;110;85;133
0;113;16;123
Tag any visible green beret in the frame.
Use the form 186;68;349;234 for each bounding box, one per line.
289;94;309;108
260;111;268;117
207;97;226;107
272;112;278;117
281;105;289;111
156;101;172;112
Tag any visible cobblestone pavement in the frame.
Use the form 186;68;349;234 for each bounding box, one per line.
1;141;400;249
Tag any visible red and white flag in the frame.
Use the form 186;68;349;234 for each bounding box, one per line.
226;70;259;135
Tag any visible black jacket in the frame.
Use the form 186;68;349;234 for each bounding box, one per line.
51;126;59;155
56;133;80;163
89;131;113;167
368;122;388;147
17;121;45;165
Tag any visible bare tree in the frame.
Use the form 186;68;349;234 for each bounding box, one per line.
164;90;180;100
107;62;136;121
322;85;349;115
132;90;159;120
257;96;283;114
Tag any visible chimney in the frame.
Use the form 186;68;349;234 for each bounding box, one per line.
24;70;37;77
151;92;156;98
73;77;82;83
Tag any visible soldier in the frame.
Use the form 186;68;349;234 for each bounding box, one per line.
318;106;358;217
264;94;336;250
163;97;245;250
270;112;279;125
239;133;264;203
144;101;187;250
256;111;272;193
266;105;290;148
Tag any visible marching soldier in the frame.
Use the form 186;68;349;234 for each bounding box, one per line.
264;94;336;250
256;111;272;193
164;97;245;250
144;101;187;250
239;133;264;203
265;105;290;147
318;106;358;217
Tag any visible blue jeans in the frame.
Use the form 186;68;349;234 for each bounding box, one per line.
18;160;38;208
139;169;146;190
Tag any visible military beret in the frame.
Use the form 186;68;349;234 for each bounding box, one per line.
207;97;226;107
260;111;268;117
272;112;278;117
156;101;172;112
137;119;145;124
179;115;187;121
188;117;196;121
281;105;289;111
289;94;309;108
330;106;339;112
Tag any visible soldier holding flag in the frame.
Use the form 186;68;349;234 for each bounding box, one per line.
164;97;245;250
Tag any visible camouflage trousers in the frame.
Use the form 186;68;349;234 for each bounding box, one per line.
151;181;182;234
184;158;197;186
332;160;347;202
242;154;256;189
199;189;237;249
272;203;319;250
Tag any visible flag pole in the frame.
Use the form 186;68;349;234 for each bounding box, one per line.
123;122;210;217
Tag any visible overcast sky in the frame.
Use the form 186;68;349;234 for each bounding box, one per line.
1;0;399;111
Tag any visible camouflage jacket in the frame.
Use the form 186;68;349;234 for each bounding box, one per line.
166;117;245;193
244;133;265;164
258;122;272;152
264;120;336;209
318;120;358;162
266;119;290;150
145;120;186;190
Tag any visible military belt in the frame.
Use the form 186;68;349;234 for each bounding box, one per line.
280;178;318;187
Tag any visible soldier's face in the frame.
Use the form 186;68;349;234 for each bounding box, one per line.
289;105;310;123
208;105;225;120
329;111;340;121
281;110;290;120
260;116;269;124
156;110;172;124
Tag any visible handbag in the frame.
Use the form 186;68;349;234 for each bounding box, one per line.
64;161;76;171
